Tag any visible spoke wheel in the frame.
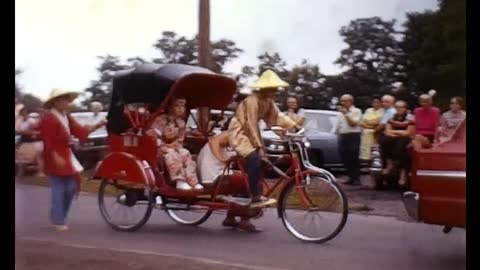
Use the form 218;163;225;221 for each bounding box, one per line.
279;177;348;243
165;201;212;226
98;179;154;232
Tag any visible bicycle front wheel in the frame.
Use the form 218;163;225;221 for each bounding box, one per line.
278;177;348;243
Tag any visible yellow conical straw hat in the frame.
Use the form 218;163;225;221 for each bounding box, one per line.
44;88;79;108
248;70;289;90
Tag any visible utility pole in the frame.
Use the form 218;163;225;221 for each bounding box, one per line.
198;0;211;135
198;0;211;70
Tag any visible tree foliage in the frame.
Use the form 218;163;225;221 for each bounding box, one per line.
80;2;465;112
15;69;44;112
82;55;129;108
22;94;44;112
83;31;243;107
152;31;243;73
401;0;465;109
335;17;406;103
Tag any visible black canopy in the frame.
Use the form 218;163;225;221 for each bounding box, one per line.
107;63;237;134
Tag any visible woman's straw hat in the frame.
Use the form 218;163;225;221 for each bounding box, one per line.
44;88;79;108
248;70;289;90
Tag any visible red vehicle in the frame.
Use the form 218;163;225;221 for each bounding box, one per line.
403;120;466;233
92;63;348;243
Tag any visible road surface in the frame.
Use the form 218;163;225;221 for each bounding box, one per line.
15;183;466;270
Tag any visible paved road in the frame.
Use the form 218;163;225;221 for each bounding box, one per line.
15;183;466;270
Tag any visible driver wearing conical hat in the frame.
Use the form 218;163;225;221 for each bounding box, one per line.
227;70;301;212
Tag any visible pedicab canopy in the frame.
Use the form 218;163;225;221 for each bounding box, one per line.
107;63;237;134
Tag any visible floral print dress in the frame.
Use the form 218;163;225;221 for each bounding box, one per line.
151;114;199;187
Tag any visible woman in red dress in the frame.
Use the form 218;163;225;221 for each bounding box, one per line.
39;89;105;231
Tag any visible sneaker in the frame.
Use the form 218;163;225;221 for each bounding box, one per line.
176;181;192;190
193;183;204;190
237;220;263;233
155;196;163;205
54;225;69;232
222;217;240;228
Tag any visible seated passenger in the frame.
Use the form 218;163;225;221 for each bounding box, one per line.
151;98;203;191
197;131;261;232
380;100;415;187
197;131;236;184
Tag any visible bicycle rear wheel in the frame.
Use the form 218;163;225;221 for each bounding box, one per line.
278;176;348;243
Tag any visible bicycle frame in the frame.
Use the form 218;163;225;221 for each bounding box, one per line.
202;131;339;212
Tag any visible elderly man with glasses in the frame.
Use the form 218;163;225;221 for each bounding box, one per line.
337;94;363;186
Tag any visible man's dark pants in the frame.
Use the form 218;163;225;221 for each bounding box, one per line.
338;133;361;183
246;151;262;198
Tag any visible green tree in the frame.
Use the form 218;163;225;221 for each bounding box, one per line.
285;60;329;109
82;55;129;108
335;17;406;99
152;31;243;73
402;0;465;109
22;94;43;112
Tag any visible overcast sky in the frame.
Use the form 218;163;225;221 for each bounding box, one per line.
15;0;438;100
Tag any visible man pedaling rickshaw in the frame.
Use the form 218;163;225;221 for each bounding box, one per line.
227;70;302;207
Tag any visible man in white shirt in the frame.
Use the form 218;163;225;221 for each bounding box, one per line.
337;94;362;185
89;102;105;126
378;95;396;129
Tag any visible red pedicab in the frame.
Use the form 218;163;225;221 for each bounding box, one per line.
92;63;348;243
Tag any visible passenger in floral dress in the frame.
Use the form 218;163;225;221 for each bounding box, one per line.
151;98;203;191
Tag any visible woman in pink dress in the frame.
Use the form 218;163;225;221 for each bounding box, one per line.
151;98;203;191
414;94;440;143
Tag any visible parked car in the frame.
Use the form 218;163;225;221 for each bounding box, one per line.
261;109;369;172
70;112;108;170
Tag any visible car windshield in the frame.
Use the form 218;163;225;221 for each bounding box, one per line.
304;112;338;133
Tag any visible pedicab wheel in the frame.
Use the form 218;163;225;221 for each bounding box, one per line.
166;205;213;226
278;177;348;243
98;179;154;232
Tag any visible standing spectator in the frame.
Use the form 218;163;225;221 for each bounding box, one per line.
414;94;440;143
284;96;305;128
381;100;416;187
376;95;396;168
89;101;105;126
359;96;384;161
40;89;105;231
337;94;362;186
377;95;396;133
15;105;44;176
436;96;466;143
